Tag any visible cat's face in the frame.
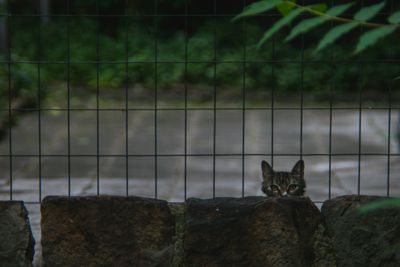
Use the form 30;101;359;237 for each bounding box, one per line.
261;160;306;197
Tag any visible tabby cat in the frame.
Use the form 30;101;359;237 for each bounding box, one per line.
261;160;306;197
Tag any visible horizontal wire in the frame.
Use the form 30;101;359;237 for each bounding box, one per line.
0;13;283;18
2;59;400;64
1;107;399;112
0;12;395;18
0;153;398;157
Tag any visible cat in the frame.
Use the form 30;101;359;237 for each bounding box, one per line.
261;160;306;197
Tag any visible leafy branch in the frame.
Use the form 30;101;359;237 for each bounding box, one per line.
234;0;400;54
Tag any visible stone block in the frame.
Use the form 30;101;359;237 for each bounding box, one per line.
41;196;175;267
183;196;332;267
322;195;400;267
0;201;35;267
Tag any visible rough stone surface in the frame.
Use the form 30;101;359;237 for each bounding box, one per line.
168;203;186;266
0;201;35;267
41;196;175;267
322;195;400;267
183;196;332;267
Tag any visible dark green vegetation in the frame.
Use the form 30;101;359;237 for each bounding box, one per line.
1;0;400;110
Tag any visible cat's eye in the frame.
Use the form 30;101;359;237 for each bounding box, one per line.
270;185;279;191
287;184;298;192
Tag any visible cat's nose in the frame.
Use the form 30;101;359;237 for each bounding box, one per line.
281;192;287;196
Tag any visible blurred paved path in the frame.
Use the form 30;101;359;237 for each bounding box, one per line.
0;108;399;266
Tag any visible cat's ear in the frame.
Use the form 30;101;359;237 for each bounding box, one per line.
261;160;273;181
291;159;304;177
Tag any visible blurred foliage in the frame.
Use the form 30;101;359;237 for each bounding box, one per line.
0;0;399;108
358;198;400;213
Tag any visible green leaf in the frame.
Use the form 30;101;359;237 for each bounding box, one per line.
388;9;400;24
354;2;386;21
233;0;283;21
316;22;358;52
325;2;355;16
354;26;396;54
277;0;296;16
285;3;355;41
358;198;400;214
285;17;326;41
257;7;305;48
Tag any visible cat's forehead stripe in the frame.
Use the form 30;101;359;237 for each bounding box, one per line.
273;172;289;185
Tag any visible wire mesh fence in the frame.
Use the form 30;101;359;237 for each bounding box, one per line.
0;0;400;205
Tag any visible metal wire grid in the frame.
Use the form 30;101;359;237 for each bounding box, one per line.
1;0;399;204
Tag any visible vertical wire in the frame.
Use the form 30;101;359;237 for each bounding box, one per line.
67;0;71;197
328;0;334;200
299;0;304;161
271;17;276;169
38;4;42;202
357;83;362;196
357;0;364;196
386;0;394;198
125;0;129;196
184;0;188;200
241;0;247;198
7;0;12;200
387;82;392;197
328;80;333;200
154;0;158;199
212;0;217;198
96;0;100;196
